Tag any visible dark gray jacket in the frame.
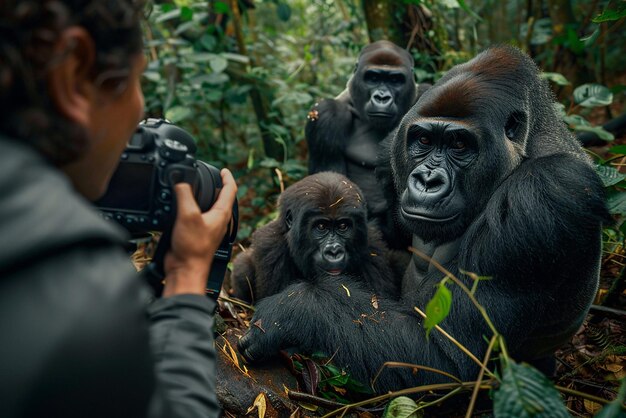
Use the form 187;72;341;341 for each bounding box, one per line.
0;138;220;417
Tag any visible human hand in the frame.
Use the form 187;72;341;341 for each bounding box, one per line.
162;169;237;297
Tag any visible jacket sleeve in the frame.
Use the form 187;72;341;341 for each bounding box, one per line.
147;294;220;418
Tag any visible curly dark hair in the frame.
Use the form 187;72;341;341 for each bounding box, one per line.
0;0;146;165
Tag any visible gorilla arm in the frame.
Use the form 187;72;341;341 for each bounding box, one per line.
237;276;486;392
458;153;608;359
305;96;355;175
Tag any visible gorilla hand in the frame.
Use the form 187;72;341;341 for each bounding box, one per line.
237;310;288;363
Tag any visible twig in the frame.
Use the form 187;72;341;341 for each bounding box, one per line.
287;391;385;413
555;385;617;406
408;247;501;340
320;380;494;418
413;308;497;380
219;295;256;311
465;334;497;418
372;362;463;387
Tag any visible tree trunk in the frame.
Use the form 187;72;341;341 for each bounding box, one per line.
229;0;286;162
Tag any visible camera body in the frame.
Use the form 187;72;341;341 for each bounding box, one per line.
95;118;237;299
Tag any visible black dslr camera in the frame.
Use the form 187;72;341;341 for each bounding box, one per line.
95;118;237;299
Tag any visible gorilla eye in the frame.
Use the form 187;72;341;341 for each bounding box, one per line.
315;222;327;231
419;136;431;146
337;222;349;231
452;140;466;150
390;74;406;84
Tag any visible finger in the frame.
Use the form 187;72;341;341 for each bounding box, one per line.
209;169;237;214
173;183;200;218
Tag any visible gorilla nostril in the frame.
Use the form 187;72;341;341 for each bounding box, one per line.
374;94;391;104
324;244;345;260
412;169;448;194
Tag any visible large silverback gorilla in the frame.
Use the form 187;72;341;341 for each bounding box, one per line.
306;41;426;248
238;46;608;392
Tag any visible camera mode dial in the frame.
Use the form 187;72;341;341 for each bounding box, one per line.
159;138;188;162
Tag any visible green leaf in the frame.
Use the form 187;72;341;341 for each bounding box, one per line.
423;279;452;339
541;72;570;86
210;55;228;74
276;2;292;21
457;0;482;21
221;52;250;64
606;191;626;215
383;396;423;418
180;6;193;21
213;1;229;14
566;26;585;54
592;4;626;23
439;0;459;8
608;145;626;155
521;18;552;45
165;106;193;123
596;165;626;187
493;361;570;418
581;27;600;47
142;71;161;83
156;8;180;23
200;34;217;51
572;125;614;141
574;84;614;108
563;114;590;127
325;373;349;386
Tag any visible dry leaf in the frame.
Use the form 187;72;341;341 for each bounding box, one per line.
245;392;267;418
371;294;379;309
341;284;351;297
253;319;266;333
584;399;602;414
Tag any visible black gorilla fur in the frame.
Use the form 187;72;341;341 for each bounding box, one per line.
306;40;427;249
239;46;608;392
230;172;398;303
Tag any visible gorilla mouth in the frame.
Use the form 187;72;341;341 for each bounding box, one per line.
401;207;459;223
367;112;394;119
327;269;344;276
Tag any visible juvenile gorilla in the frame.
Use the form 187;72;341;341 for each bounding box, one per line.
230;172;398;303
238;46;608;392
306;41;425;245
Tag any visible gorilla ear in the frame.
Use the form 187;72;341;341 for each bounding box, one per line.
285;210;293;229
505;111;526;141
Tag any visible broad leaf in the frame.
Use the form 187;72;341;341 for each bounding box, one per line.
423;279;452;339
596;165;626;187
541;72;570;86
606;191;626;215
383;396;423;418
210;55;228;74
592;4;626;23
493;361;570;418
165;106;192;123
572;125;614;141
574;84;613;108
608;145;626;155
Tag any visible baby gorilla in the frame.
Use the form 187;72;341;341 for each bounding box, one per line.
229;172;398;303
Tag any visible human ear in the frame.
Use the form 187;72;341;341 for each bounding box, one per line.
46;27;96;128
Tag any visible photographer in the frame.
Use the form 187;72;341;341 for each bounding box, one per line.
0;1;235;417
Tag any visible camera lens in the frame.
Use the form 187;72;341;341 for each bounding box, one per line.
195;161;222;212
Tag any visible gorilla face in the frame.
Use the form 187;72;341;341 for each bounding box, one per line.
308;216;354;276
280;173;369;279
348;42;417;132
391;65;531;244
400;121;479;228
